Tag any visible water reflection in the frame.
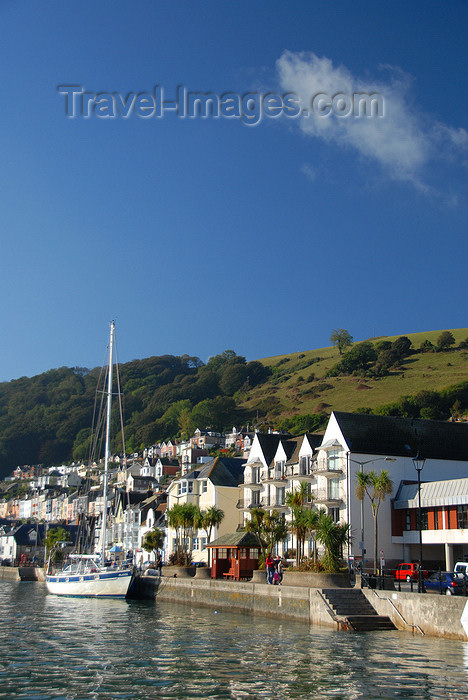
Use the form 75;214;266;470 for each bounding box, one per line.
1;582;467;698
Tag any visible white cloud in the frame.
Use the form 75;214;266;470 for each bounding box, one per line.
276;51;467;192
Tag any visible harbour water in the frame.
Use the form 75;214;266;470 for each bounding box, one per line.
1;581;468;699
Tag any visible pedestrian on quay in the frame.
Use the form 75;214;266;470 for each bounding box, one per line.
265;553;275;584
275;556;283;585
157;553;163;577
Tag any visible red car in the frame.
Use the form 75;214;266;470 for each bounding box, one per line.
394;563;428;582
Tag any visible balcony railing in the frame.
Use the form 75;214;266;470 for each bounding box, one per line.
285;465;315;480
314;458;344;474
236;499;261;510
313;489;343;504
242;476;262;487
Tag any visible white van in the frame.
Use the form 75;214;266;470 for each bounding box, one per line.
454;562;468;575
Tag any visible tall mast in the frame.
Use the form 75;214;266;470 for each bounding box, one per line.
101;320;115;562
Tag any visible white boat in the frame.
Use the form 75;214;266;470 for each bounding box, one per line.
46;322;133;598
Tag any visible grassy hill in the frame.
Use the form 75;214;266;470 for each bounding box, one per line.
0;328;466;478
241;329;468;422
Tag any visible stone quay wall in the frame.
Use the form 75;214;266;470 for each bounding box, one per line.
362;588;468;641
132;574;468;641
134;575;335;628
0;566;46;582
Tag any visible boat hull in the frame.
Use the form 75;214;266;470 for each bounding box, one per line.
46;569;132;598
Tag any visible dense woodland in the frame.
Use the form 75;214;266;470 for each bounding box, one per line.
0;351;270;479
1;332;467;480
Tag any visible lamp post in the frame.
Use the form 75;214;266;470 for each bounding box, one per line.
413;453;426;593
350;456;395;574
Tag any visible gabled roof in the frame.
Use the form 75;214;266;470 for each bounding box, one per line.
285;433;322;465
255;433;290;467
196;456;247;487
332;411;468;462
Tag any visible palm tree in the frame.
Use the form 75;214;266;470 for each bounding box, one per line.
285;483;311;566
315;512;350;572
355;469;394;574
263;510;288;555
245;507;267;562
178;502;199;565
305;507;322;564
166;504;184;563
142;527;165;561
196;506;225;566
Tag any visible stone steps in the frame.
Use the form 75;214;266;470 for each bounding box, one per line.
321;588;397;632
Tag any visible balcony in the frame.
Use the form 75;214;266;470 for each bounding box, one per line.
236;499;261;511
260;497;288;511
285;465;315;482
242;476;262;490
314;460;343;477
313;489;343;506
260;471;288;486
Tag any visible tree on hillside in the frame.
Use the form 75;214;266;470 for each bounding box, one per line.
330;329;353;355
436;331;455;351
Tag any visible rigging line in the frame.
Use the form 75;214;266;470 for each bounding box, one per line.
113;332;129;510
88;361;107;468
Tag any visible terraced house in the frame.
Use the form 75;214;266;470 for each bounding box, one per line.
240;413;468;570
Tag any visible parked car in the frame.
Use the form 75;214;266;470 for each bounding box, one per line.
394;563;429;582
454;562;468;576
424;571;466;595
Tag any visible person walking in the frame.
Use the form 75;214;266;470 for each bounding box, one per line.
265;553;274;584
275;556;283;586
157;553;163;577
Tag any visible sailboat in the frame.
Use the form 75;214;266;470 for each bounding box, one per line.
46;321;134;598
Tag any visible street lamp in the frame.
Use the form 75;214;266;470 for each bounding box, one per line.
350;456;396;575
413;452;426;593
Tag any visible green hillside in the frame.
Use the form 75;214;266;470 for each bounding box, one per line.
241;328;468;425
0;329;467;478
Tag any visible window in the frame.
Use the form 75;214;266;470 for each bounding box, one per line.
201;480;208;494
457;505;468;529
276;487;285;506
405;509;411;531
417;508;428;531
327;449;340;471
328;478;340;499
329;507;340;523
299;456;309;474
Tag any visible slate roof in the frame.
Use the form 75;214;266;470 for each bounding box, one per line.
286;433;323;465
332;411;468;462
206;531;263;548
255;433;291;467
394;477;468;508
196;456;247;487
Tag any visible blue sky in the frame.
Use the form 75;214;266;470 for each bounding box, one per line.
1;1;467;381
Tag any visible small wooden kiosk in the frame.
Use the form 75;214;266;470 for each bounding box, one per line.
207;532;262;581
